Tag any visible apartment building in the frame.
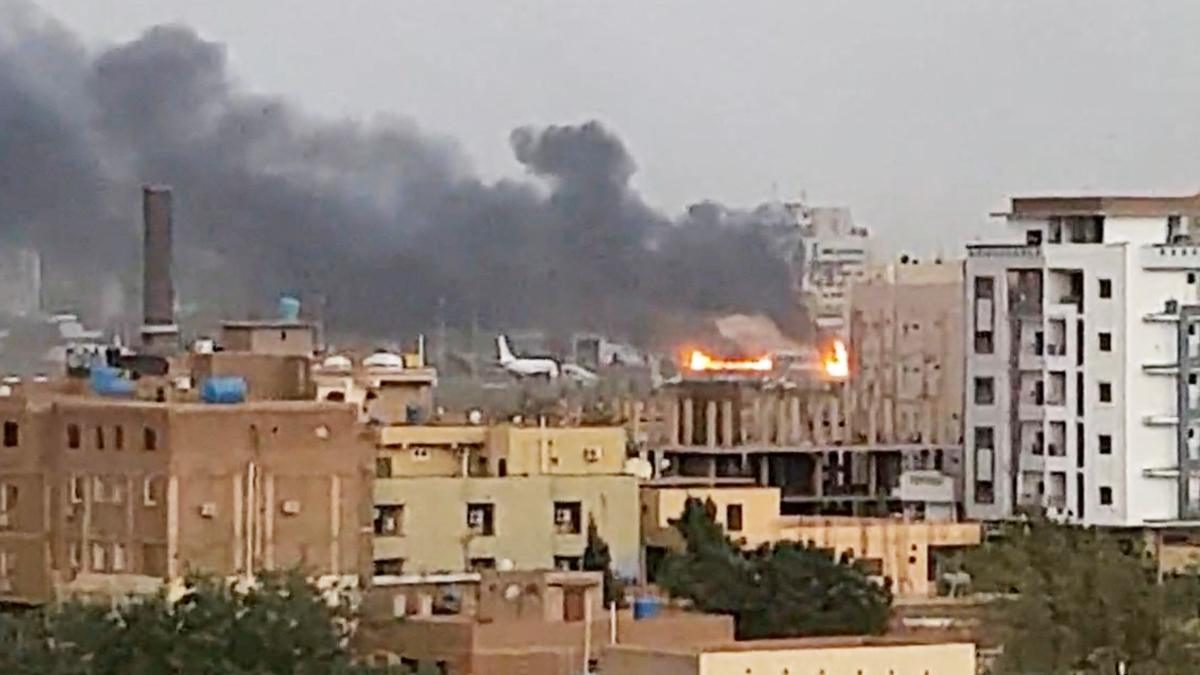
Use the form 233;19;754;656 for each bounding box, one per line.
640;483;980;599
0;387;374;604
373;423;640;577
790;204;872;342
848;257;965;447
965;193;1200;526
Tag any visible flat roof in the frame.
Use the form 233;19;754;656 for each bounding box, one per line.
49;394;351;414
221;320;315;329
658;443;963;455
610;632;974;656
1000;193;1200;218
641;477;761;488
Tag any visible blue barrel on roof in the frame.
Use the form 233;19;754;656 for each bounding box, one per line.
632;596;660;620
89;365;134;396
278;296;301;321
201;377;246;404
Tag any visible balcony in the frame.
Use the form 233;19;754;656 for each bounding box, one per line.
1143;362;1180;375
967;243;1042;259
1144;415;1180;427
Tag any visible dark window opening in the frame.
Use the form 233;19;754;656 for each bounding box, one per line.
1026;229;1043;246
1100;486;1113;505
2;421;17;448
1099;382;1113;404
974;276;995;300
95;427;105;450
114;426;123;450
143;427;157;451
554;501;583;534
467;503;495;536
67;424;80;449
1099;434;1112;455
1099;332;1112;352
375;457;392;478
974;332;994;355
1099;278;1112;299
374;558;404;576
1076;422;1085;468
726;504;744;532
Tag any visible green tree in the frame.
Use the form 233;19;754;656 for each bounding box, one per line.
656;498;891;639
965;519;1200;674
0;572;412;675
582;516;626;606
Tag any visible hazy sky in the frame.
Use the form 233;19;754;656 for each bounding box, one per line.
31;0;1200;255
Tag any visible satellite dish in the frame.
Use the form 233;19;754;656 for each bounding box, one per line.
503;584;520;601
468;409;483;425
496;558;514;572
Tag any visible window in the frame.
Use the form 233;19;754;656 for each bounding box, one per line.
142;477;161;507
973;276;995;300
1099;382;1113;403
0;551;13;579
553;556;582;571
726;504;744;532
1099;332;1112;352
973;377;995;405
470;557;497;571
69;476;83;504
374;505;404;536
112;544;127;573
142;427;157;451
553;501;583;535
68;542;81;569
1099;486;1114;505
92;477;106;504
91;542;107;572
1099;278;1112;299
1026;229;1043;246
974;332;994;355
411;447;430;462
466;503;495;536
95;427;105;450
856;558;884;576
375;457;393;479
67;424;80;449
0;483;17;513
114;426;124;450
110;479;125;505
1099;434;1113;455
2;421;17;448
374;558;404;576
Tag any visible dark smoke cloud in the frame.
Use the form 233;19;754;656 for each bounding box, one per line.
0;4;801;347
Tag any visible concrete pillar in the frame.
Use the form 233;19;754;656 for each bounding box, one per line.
682;397;694;446
776;396;788;445
668;398;680;446
813;455;824;498
758;394;771;445
751;396;763;444
830;396;843;443
707;455;717;479
813;399;827;445
883;398;895;443
790;395;802;444
705;400;718;448
721;400;735;448
759;454;770;485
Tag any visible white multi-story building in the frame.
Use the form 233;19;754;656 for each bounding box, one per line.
787;204;871;341
965;193;1200;526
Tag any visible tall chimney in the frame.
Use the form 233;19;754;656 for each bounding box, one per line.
140;185;179;354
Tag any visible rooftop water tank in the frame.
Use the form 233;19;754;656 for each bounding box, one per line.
321;354;353;371
89;366;134;397
363;351;405;369
278;296;301;321
632;596;660;620
201;377;246;404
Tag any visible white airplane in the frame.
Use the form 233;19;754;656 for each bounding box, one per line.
496;335;560;379
495;335;599;384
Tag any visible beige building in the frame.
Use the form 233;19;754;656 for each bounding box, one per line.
314;348;438;425
848;257;965;448
373;423;640;577
641;484;981;599
357;569;734;675
606;635;976;675
0;386;374;605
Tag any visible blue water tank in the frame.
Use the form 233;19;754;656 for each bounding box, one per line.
201;377;246;404
278;296;301;321
89;366;134;396
632;596;660;620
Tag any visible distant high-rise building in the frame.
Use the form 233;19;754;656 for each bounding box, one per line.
785;201;872;342
0;248;41;317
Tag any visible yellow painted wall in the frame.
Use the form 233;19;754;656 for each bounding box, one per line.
698;643;976;675
374;475;640;577
642;487;981;599
489;425;626;476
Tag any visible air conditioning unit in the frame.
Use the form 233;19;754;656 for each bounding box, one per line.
583;447;602;463
555;508;572;525
468;509;485;527
281;500;302;516
199;502;217;519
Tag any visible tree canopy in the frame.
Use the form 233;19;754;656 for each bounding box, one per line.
0;572;408;675
655;498;891;639
965;519;1200;674
582;516;626;606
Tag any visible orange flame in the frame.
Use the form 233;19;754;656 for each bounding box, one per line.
686;350;773;372
823;339;849;379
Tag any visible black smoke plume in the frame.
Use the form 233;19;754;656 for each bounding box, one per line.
0;5;801;347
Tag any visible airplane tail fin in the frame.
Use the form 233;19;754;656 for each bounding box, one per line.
497;335;515;364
